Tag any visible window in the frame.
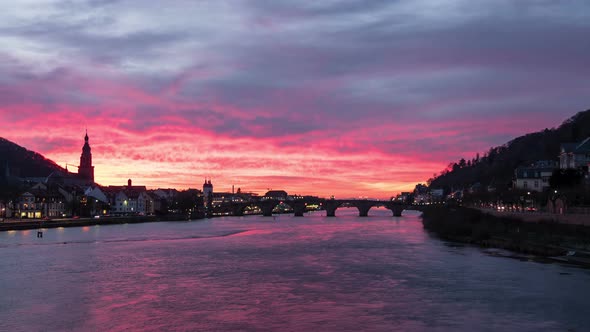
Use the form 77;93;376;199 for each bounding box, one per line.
523;181;528;189
534;181;539;188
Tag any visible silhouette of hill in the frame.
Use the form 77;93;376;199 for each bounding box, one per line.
429;109;590;192
0;137;66;178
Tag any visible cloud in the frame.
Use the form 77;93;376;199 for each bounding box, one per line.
1;0;589;197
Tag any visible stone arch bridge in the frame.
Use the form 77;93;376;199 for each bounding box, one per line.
227;198;408;217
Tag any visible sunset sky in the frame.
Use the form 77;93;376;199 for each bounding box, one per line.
1;1;589;198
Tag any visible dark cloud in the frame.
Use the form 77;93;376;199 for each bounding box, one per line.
1;0;589;172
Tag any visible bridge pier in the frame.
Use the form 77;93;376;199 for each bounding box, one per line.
326;208;337;217
391;206;403;217
261;206;274;217
259;200;279;217
232;205;245;216
292;200;307;217
357;206;371;217
384;202;405;217
323;200;341;217
353;201;375;217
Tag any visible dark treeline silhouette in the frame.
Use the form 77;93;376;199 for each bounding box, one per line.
0;137;65;178
429;109;590;193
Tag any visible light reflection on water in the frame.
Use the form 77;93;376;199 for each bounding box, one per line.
1;208;589;331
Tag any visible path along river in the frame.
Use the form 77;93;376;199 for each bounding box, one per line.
1;208;589;331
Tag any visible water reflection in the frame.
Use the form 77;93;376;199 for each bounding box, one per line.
0;210;589;331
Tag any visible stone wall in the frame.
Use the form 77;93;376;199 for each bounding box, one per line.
479;208;590;226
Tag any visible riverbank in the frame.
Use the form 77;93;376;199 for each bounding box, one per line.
421;206;590;259
476;208;590;226
0;214;193;232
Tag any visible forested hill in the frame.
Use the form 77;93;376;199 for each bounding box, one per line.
0;137;65;178
429;109;590;192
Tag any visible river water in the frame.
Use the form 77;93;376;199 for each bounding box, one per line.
1;208;589;331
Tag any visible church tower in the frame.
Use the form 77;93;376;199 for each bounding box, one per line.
78;130;95;182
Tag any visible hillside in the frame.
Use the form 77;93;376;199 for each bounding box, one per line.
429;109;590;192
0;137;66;178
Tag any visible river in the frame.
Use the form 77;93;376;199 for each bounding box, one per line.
1;208;588;331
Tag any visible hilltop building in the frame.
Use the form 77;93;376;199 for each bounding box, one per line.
560;138;590;171
513;160;558;192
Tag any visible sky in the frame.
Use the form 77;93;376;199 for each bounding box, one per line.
1;0;589;198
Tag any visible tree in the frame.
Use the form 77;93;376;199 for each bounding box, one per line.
459;158;466;168
176;190;198;213
549;169;584;189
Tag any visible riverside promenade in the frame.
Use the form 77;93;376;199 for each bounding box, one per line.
477;208;590;227
0;215;189;232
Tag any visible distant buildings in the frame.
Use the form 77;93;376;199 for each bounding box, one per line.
413;184;430;204
17;183;66;218
104;179;154;216
209;185;258;207
513;160;558;192
149;188;179;214
262;190;289;201
393;192;412;204
560;138;590;170
203;179;213;206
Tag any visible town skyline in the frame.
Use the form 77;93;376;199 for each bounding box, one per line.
1;1;589;198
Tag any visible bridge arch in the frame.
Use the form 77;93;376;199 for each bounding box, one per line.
229;199;407;218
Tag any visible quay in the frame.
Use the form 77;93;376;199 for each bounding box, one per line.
476;208;590;227
0;215;188;232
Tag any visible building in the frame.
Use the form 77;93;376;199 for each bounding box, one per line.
78;131;94;183
17;184;67;218
413;184;429;204
105;179;153;215
560;137;590;171
149;188;179;214
84;186;110;216
393;192;412;203
514;160;558;192
429;189;444;203
263;190;289;201
203;179;213;206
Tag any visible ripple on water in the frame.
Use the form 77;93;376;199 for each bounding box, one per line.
0;211;589;332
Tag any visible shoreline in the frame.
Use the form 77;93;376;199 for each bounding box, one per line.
0;214;194;232
421;206;590;265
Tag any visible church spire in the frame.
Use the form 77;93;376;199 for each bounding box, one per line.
79;130;94;183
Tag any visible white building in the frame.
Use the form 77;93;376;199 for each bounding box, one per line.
560;138;590;170
106;179;153;215
17;189;66;218
514;161;558;192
